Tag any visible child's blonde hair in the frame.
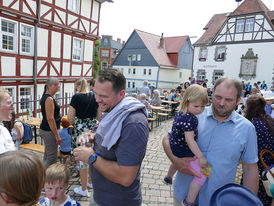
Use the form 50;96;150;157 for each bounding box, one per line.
140;93;147;100
0;150;45;205
179;84;208;113
45;163;70;185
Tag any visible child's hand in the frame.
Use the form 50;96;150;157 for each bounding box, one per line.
199;156;208;168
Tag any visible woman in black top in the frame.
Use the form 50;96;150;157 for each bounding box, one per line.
40;77;61;168
68;77;99;196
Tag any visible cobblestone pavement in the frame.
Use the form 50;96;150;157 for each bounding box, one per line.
23;118;243;206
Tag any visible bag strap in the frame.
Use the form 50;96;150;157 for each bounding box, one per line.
259;149;274;177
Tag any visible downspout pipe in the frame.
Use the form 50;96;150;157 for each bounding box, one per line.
34;0;41;117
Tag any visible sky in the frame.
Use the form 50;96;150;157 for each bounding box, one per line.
99;0;273;43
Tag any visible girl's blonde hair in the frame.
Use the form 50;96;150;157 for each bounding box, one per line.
45;162;70;185
0;150;45;206
140;93;147;100
75;77;89;93
179;84;208;113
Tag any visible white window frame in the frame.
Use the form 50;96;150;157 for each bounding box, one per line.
0;18;17;53
148;68;152;76
68;0;80;14
120;68;124;74
215;47;226;62
54;84;62;106
137;54;141;61
72;38;83;61
101;62;108;70
143;68;147;75
132;54;136;61
245;18;254;32
179;72;182;78
133;68;136;75
236;19;245;33
20;23;34;55
128;68;131;74
19;86;32;113
199;47;207;61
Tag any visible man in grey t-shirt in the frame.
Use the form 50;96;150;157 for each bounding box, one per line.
139;80;151;100
74;69;149;206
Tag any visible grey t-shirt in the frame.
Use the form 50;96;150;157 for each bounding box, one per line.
91;110;149;206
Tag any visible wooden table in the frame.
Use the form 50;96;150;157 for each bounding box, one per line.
19;117;41;144
161;100;179;104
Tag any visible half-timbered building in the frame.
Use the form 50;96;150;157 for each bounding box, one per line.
193;0;274;88
0;0;111;116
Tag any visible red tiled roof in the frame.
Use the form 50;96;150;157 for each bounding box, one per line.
136;29;186;68
164;36;188;53
194;13;227;46
230;0;269;16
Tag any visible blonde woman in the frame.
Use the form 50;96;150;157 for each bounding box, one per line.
68;77;99;196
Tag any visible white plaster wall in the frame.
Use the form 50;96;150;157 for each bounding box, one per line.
84;40;94;62
68;15;78;29
3;0;18;9
1;56;15;76
83;64;92;76
91;1;99;22
37;28;48;57
40;4;52;21
51;31;61;58
37;60;47;76
81;0;92;18
63;35;71;59
193;42;274;87
24;0;36;15
20;59;33;76
71;64;82;76
62;63;70;76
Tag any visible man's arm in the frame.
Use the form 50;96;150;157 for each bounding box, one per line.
162;133;200;177
242;162;258;194
74;146;139;187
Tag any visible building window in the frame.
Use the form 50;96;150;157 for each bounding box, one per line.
72;38;83;61
5;87;16;104
101;50;109;57
215;47;226;61
68;0;80;14
1;19;17;52
132;82;135;88
128;81;131;88
120;68;124;74
137;54;141;61
236;19;245;33
148;69;152;76
128;55;131;61
102;62;108;70
212;70;224;84
143;68;146;75
245;18;254;32
199;47;207;61
133;68;136;75
132;54;136;61
197;69;206;82
128;68;131;74
19;87;31;110
55;84;62;105
20;24;34;55
179;72;182;78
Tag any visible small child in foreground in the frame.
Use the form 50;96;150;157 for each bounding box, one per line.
40;163;80;206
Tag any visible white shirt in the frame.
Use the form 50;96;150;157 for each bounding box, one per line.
0;124;16;154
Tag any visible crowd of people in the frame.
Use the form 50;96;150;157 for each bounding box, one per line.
0;72;273;205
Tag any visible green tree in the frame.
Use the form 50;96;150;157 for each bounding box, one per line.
93;40;101;79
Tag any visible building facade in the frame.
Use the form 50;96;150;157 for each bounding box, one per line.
0;0;111;116
99;35;123;70
112;29;193;93
193;0;274;88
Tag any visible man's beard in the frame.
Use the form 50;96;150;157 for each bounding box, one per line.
212;104;236;118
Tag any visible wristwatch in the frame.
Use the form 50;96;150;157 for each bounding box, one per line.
88;153;99;167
